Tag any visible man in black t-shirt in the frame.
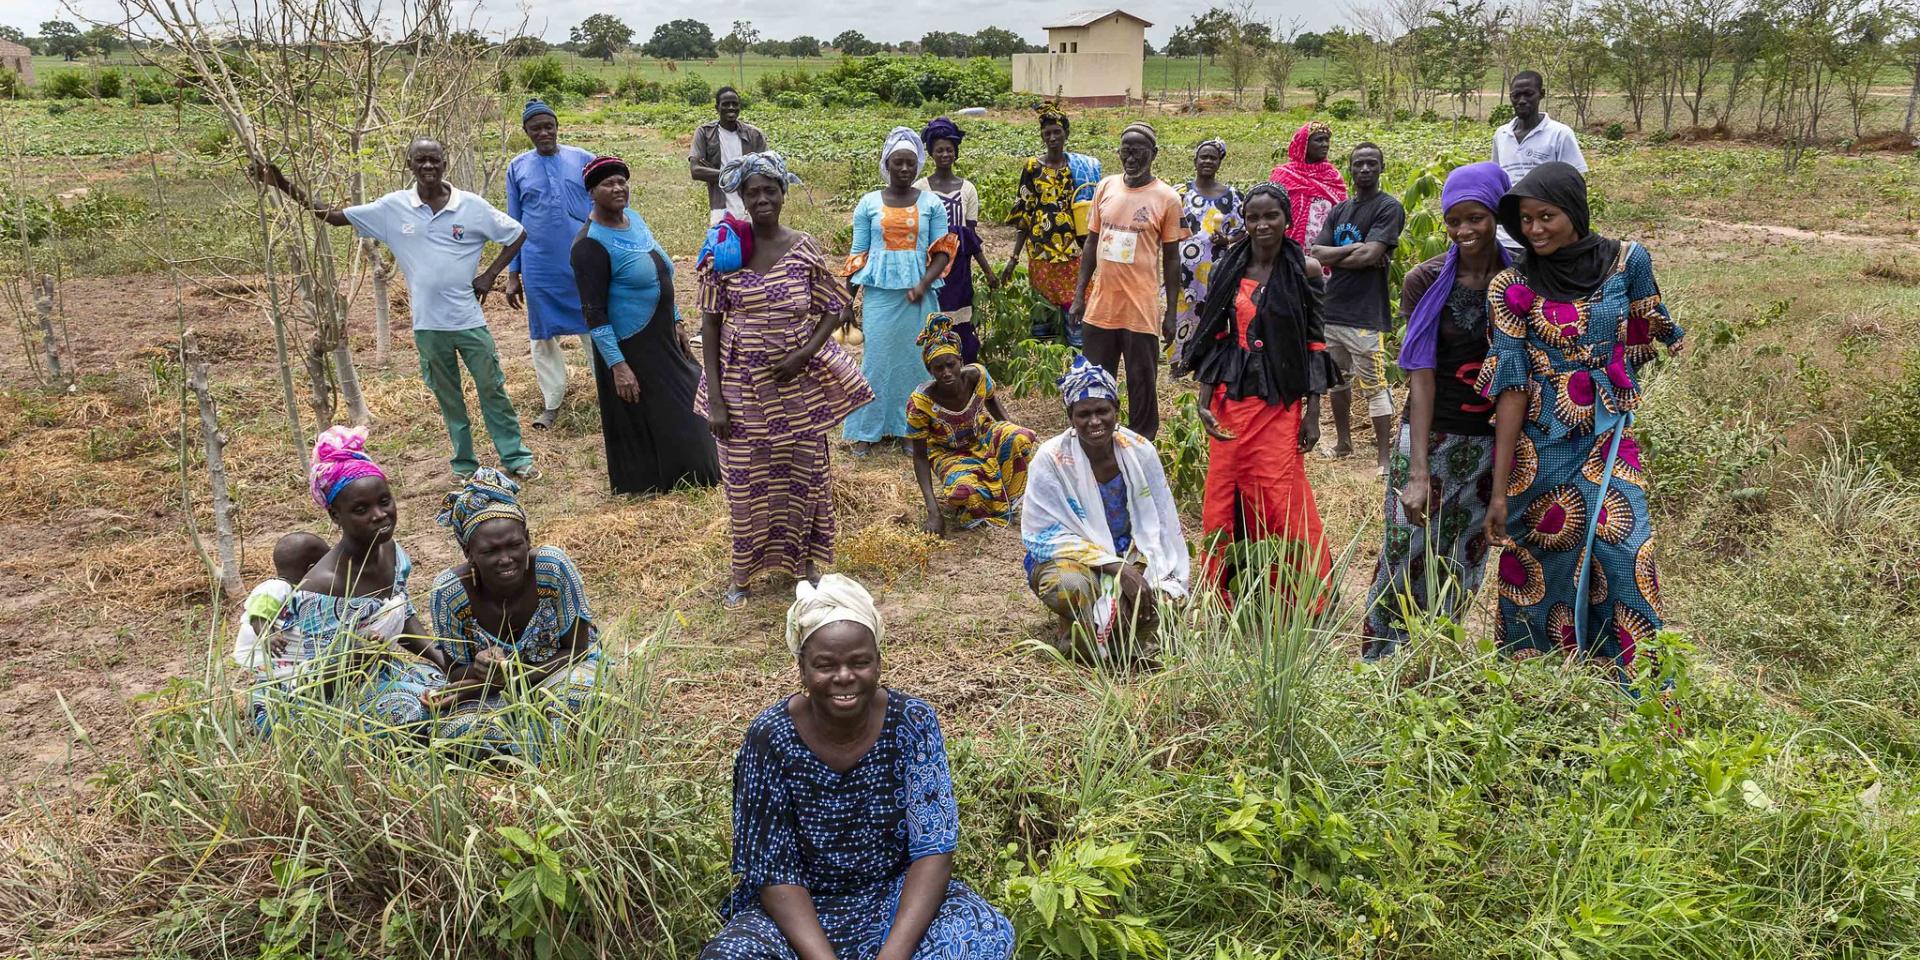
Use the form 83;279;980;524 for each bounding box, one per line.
1309;142;1405;477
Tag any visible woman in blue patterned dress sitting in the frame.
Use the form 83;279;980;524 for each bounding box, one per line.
425;469;601;759
1478;162;1684;673
252;426;449;738
700;574;1013;960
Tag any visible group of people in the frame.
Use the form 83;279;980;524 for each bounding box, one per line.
229;69;1683;960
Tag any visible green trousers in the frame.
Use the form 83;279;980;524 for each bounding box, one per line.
414;327;533;475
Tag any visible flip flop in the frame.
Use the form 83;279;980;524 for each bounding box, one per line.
722;585;750;610
531;408;559;430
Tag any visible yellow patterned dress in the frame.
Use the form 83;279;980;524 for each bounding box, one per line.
906;364;1036;527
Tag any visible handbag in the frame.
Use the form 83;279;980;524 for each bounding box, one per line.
698;211;755;273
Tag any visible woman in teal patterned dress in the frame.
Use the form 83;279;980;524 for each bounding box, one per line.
1478;163;1684;671
426;469;601;758
253;426;448;739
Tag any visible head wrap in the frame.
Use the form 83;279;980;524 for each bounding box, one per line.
1497;161;1620;302
1272;121;1346;245
785;573;884;657
922;116;965;147
521;98;555;125
1399;162;1513;372
718;150;802;195
1245;180;1290;218
583;155;629;191
1057;353;1119;408
437;467;527;547
918;313;963;367
1291;121;1332;162
1037;104;1070;133
1120;121;1158;150
881;126;924;181
1194;137;1227;161
309;425;386;509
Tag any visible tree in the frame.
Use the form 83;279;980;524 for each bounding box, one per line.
1143;38;1157;56
0;25;36;53
726;21;759;86
1187;7;1237;63
1217;4;1263;104
84;24;124;57
920;31;974;58
1901;17;1920;133
1429;0;1499;120
503;35;548;57
833;30;877;55
1265;18;1305;108
1294;31;1327;55
570;14;632;63
642;18;716;60
1241;22;1273;52
788;36;823;58
973;26;1029;58
40;20;86;60
1596;0;1662;129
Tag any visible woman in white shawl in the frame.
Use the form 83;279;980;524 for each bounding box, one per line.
1021;355;1190;664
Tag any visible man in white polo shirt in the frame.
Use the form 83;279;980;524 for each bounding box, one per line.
253;139;540;481
1493;70;1588;253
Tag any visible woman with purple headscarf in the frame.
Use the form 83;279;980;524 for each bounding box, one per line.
1360;162;1511;659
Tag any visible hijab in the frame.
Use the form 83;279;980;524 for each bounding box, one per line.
1398;162;1513;371
1497;161;1620;303
1270;121;1346;246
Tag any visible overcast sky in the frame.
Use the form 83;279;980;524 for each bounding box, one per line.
6;1;1350;47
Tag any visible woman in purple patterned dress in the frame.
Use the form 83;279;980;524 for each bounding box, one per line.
698;152;874;609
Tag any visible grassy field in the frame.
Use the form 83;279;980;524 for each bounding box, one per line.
2;95;1919;957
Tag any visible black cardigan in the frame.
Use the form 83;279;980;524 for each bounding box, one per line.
1176;237;1341;406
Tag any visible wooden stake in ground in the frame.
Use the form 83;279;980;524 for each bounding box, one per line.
182;329;242;600
33;274;64;385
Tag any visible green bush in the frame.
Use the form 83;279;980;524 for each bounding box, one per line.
1263;92;1281;112
1488;102;1514;126
1859;350;1920;475
564;71;606;98
615;73;665;103
516;55;567;102
93;69;123;100
1328;98;1359;121
0;69;21;100
815;55;1009;109
676;73;713;107
1606;122;1627;141
42;70;91;99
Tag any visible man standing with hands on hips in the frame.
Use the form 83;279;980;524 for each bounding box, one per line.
503;99;594;430
252;138;540;482
1308;142;1404;478
1070;121;1188;440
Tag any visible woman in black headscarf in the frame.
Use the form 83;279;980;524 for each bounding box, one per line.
1476;161;1685;675
1177;182;1341;598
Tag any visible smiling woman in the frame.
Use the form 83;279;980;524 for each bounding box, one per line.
699;575;1014;960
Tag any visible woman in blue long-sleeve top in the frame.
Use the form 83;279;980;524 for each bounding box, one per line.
570;156;719;495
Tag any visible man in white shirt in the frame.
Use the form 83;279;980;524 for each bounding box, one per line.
1493;71;1588;252
253;139;539;481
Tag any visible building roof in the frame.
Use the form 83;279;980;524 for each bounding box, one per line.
0;40;31;57
1044;9;1153;29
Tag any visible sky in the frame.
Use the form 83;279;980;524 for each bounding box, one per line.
5;1;1351;48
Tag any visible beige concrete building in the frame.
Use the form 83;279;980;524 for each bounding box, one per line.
0;40;33;88
1012;9;1150;106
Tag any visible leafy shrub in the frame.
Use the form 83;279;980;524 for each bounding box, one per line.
565;71;606;98
676;73;713;106
516;56;567;102
1488;102;1513;126
615;73;665;103
0;69;22;100
815;56;1008;109
130;76;171;105
43;71;91;99
93;69;123;100
1649;128;1675;145
1328;99;1359;121
1263;92;1281;112
1859;350;1920;474
1606;122;1627;141
1419;108;1439;123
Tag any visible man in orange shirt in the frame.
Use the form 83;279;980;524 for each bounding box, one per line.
1070;121;1189;440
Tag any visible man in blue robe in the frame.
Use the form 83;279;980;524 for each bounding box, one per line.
503;99;594;429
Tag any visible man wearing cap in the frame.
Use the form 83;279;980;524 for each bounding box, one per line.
688;86;769;226
501;100;594;429
1069;120;1188;440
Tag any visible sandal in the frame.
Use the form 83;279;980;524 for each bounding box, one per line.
531;408;560;430
722;585;750;610
849;441;873;459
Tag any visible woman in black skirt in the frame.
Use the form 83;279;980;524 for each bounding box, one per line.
571;156;720;495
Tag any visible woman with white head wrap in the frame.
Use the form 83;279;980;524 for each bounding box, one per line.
1020;355;1190;666
699;574;1014;960
839;127;959;456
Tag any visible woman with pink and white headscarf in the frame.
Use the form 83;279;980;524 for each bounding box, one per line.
250;426;449;740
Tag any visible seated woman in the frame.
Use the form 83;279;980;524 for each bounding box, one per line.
700;574;1013;960
1020;355;1190;664
252;426;449;738
907;314;1036;536
425;469;601;759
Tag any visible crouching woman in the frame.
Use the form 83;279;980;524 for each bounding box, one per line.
699;575;1014;960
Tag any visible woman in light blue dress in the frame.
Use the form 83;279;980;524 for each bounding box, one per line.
841;127;957;455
